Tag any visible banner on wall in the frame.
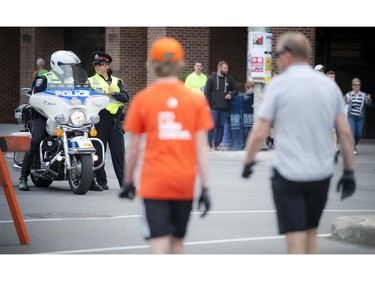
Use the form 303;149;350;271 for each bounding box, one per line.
247;31;272;82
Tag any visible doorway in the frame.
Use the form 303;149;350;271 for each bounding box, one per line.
64;27;105;77
316;27;375;138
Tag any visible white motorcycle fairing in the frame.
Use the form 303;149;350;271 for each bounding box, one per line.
30;88;108;132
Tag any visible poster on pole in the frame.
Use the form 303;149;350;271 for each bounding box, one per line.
247;32;272;81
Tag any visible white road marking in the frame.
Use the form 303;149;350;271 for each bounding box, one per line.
0;209;374;224
39;233;331;254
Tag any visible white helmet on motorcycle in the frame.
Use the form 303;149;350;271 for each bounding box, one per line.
50;50;81;76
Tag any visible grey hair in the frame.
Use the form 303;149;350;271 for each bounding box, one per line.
352;78;361;86
36;58;45;66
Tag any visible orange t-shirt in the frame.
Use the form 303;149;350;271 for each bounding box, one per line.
124;81;214;200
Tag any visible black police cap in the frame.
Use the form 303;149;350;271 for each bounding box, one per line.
92;51;112;64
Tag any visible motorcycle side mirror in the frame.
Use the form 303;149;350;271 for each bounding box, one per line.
20;88;32;97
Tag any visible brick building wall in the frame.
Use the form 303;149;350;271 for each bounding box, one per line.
0;28;20;123
117;27;147;102
167;27;210;80
271;27;316;72
146;27;211;86
19;27;64;107
147;27;168;84
20;27;65;89
209;27;248;92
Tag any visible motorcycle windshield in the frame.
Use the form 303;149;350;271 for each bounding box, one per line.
41;65;108;108
46;65;90;90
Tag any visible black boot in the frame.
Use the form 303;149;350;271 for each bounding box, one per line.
19;151;37;191
19;176;30;191
89;178;103;191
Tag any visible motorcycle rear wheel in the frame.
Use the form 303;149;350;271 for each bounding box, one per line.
68;154;93;195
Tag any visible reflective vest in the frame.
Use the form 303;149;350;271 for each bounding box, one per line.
45;71;74;86
88;73;124;114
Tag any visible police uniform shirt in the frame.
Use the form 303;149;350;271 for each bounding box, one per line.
95;73;130;105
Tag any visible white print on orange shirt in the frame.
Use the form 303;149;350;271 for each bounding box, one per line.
158;111;192;140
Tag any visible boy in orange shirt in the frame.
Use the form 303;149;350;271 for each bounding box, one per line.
120;37;214;254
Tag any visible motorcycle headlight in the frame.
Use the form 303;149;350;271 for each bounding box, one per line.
70;109;86;126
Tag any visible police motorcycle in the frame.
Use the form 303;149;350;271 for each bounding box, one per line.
13;54;109;194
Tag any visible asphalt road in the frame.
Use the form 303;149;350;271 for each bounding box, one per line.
1;125;374;279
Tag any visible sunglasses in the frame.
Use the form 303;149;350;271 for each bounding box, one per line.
274;46;293;58
94;63;105;67
353;84;361;86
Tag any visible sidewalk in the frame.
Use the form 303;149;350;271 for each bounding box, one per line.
0;123;24;135
1;122;375;247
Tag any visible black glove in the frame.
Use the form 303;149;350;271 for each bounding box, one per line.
119;183;136;200
198;187;211;218
242;161;256;178
337;170;356;200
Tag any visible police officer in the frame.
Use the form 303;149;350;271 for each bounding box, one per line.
88;51;129;191
19;50;81;191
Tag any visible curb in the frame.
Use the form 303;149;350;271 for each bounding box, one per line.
331;215;375;247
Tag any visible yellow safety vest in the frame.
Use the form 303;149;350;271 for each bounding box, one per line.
45;71;74;86
88;73;124;114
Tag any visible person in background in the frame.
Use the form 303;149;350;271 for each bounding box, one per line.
327;70;335;80
184;61;207;93
31;58;48;82
314;64;326;73
88;51;129;191
244;81;254;95
204;61;237;151
120;37;213;254
344;78;372;155
242;32;355;254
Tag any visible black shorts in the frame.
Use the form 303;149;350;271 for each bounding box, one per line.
271;169;331;234
141;199;193;240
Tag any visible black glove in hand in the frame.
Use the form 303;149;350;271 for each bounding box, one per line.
242;161;256;178
337;170;356;200
198;187;211;218
119;183;136;200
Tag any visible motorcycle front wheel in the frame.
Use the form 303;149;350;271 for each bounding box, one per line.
68;154;93;195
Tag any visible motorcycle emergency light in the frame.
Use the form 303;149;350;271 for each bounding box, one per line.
70;109;86;126
55;128;63;137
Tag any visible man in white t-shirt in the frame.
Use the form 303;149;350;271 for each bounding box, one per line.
242;32;355;254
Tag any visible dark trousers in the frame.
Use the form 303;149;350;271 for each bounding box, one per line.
30;116;48;153
21;116;48;178
94;114;125;187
